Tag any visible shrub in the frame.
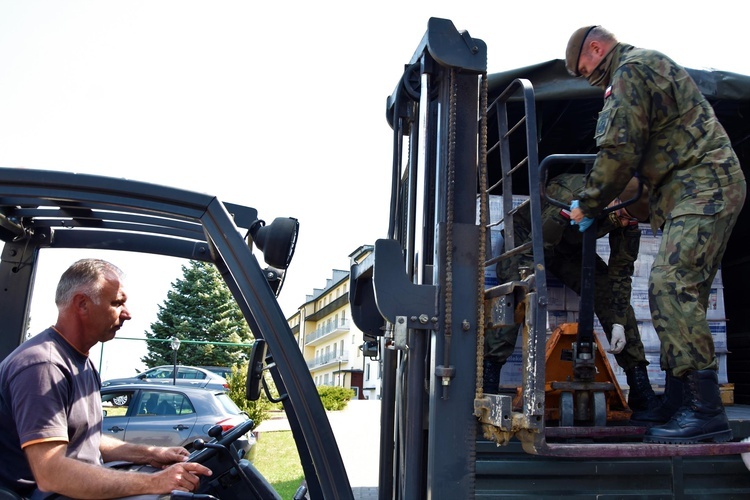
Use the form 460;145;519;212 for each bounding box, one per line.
226;362;273;427
317;386;355;411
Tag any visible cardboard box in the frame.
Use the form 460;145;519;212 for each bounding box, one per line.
706;287;726;321
721;383;734;406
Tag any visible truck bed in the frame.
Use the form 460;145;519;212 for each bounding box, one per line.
475;404;750;499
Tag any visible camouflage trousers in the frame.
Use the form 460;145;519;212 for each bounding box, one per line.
649;181;746;377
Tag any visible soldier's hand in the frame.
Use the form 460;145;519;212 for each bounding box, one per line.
608;324;626;354
569;201;594;232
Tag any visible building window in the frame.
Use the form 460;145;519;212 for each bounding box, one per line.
366;364;370;381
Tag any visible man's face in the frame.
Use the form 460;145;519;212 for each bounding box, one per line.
577;44;605;79
88;275;131;343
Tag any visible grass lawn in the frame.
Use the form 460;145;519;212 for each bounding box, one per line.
253;430;305;498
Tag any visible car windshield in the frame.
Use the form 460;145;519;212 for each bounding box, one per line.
215;392;242;414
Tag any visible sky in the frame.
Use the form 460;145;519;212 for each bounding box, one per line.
2;0;748;379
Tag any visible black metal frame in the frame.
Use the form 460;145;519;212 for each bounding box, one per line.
0;167;352;500
351;17;488;500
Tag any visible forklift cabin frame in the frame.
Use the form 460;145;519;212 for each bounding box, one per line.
0;167;353;500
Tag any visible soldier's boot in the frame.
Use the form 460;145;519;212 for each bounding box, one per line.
483;359;504;395
625;364;660;417
643;369;732;444
629;369;684;426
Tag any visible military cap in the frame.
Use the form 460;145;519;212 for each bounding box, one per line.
565;25;598;76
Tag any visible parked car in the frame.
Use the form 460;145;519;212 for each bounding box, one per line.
100;384;255;460
102;365;229;398
197;365;235;380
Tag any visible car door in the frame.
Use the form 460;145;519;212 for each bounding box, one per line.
176;367;209;388
101;388;138;441
119;389;198;448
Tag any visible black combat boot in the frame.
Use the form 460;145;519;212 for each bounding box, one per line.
629;370;684;426
625;364;660;412
483;359;503;394
643;369;732;444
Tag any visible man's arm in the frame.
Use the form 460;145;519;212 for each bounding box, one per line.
100;433;190;468
580;64;653;219
24;441;211;499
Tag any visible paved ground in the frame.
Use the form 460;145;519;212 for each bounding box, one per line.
254;399;380;499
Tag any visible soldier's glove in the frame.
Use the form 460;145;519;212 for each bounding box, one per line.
608;323;626;354
570;200;594;232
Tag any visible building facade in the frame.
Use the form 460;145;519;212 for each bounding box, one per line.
287;245;381;400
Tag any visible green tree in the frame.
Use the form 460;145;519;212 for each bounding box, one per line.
142;261;254;369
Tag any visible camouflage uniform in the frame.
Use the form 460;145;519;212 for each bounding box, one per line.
487;173;648;371
576;44;747;377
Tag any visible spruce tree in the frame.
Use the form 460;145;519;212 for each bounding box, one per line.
142;261;254;370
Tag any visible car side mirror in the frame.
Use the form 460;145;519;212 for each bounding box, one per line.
246;340;267;401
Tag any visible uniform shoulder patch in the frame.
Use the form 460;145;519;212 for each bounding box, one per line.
604;85;613;99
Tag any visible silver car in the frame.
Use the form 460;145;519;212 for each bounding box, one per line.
102;365;229;394
100;384;255;460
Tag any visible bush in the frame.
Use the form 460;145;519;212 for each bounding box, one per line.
226;362;273;427
317;386;355;411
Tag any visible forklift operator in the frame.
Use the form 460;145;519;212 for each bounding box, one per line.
484;173;661;424
0;259;211;499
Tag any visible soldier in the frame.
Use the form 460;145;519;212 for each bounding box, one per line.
484;173;660;422
565;26;746;443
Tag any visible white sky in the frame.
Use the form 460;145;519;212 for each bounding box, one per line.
2;0;747;378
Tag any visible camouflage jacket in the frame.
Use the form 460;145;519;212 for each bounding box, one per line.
579;43;744;232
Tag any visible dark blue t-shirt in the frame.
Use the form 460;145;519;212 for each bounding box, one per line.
0;328;102;497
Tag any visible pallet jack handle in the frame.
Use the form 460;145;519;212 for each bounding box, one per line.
539;155;643;381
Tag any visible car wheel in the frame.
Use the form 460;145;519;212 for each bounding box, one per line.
112;394;129;407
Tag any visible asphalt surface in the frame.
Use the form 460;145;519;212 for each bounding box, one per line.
254;399;380;499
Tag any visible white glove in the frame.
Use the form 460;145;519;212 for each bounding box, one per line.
608;323;626;354
741;437;750;471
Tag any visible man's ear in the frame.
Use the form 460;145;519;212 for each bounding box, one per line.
589;40;603;56
73;293;89;314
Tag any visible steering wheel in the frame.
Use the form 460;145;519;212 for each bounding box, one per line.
185;420;280;500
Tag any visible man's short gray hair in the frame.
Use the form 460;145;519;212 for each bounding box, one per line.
55;259;124;308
